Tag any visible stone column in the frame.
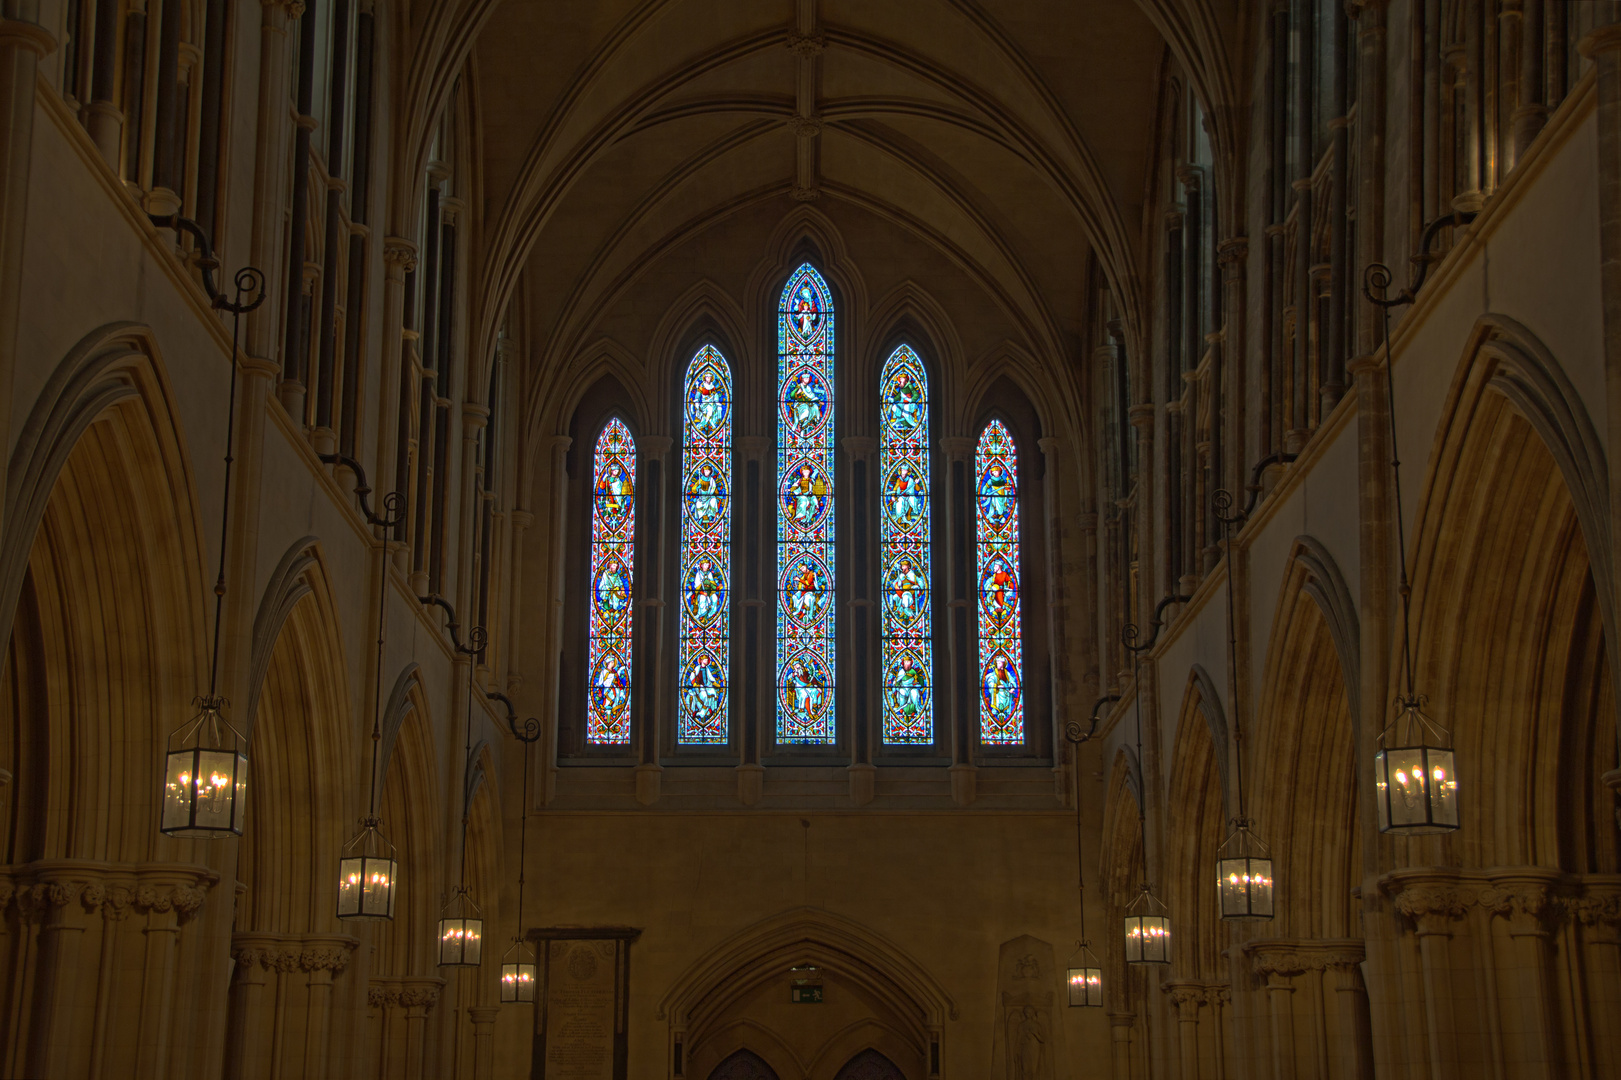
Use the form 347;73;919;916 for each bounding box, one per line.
940;435;976;805
457;403;491;614
400;984;441;1080
468;1005;499;1080
300;941;355;1080
1325;954;1374;1080
226;942;275;1080
1576;886;1621;1077
1579;25;1621;749
245;1;300;366
1216;238;1247;497
376;236;418;521
1108;1011;1138;1080
1513;0;1548;157
1247;948;1305;1080
1038;436;1068;776
132;883;208;1080
0;12;54;543
538;435;571;804
1480;876;1563;1075
20;879;90;1078
1204;986;1231;1080
1167;982;1204;1079
1390;882;1471;1080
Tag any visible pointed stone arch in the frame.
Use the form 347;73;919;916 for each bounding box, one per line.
1163;668;1227;978
659;907;954;1080
1250;537;1361;939
1407;314;1616;871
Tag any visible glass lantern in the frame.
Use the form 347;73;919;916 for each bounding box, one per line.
501;939;537;1003
1065;942;1103;1007
160;697;247;837
1123;885;1171;965
1216;821;1275;920
437;887;484;967
1374;699;1459;834
337;817;398;919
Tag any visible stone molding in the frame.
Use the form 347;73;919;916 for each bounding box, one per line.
232;933;361;978
0;860;219;924
1242;939;1365;983
367;975;447;1012
1380;867;1621;933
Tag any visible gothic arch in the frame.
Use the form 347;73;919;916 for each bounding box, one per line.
659;907;954;1078
646;280;752;405
0;321;208;865
1098;746;1146;1013
1407;315;1617;871
373;679;445;977
1163;669;1226;978
1251;537;1361;938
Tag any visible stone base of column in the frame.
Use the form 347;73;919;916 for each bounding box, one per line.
736;763;764;806
634;763;662;807
948;762;976;807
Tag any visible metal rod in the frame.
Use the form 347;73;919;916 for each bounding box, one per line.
1214;491;1249;824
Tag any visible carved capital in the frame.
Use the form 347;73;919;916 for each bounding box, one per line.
1249;949;1311;978
1393;884;1471;930
398;986;441;1011
383;237;419;276
1217;237;1249;266
368;985;398;1008
301;945;352;974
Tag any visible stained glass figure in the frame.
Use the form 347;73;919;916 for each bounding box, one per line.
677;346;732;743
879;345;932;744
976;420;1022;744
586;419;636;745
776;264;836;744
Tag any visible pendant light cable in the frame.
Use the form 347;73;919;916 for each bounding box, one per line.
1379;300;1418;705
1216;500;1249;824
365;545;388;819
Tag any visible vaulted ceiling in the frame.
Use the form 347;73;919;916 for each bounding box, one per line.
431;0;1239;441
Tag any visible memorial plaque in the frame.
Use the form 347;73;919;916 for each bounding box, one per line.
531;927;638;1080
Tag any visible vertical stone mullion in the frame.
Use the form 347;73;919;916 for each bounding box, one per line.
939;435;975;804
539;435;571;805
278;2;317;415
636;435;671;802
735;434;770;800
842;434;876;799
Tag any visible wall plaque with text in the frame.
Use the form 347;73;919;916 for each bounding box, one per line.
531;927;639;1080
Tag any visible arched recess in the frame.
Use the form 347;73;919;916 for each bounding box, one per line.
659;907;954;1080
1098;747;1145;1014
1163;669;1227;980
0;322;207;865
1250;537;1361;939
373;676;445;978
235;547;355;935
1408;316;1617;872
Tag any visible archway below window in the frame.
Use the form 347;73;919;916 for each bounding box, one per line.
834;1048;906;1080
709;1049;780;1080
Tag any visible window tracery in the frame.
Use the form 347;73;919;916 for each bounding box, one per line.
678;346;733;744
776;263;837;745
586;418;636;745
976;420;1023;745
879;345;932;745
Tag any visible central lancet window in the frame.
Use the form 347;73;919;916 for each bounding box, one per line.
678;346;733;744
879;345;932;744
776;263;837;744
587;418;636;745
977;420;1023;744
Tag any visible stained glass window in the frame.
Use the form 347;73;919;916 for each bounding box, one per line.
677;346;732;744
776;263;836;744
879;345;932;744
976;420;1022;744
586;419;636;745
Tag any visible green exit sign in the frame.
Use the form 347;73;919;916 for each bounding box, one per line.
790;985;823;1004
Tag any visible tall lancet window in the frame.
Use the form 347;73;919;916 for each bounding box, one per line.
586;419;636;745
879;346;932;744
976;420;1023;744
776;264;836;744
677;346;733;744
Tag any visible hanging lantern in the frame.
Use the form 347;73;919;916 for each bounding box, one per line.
1216;820;1274;919
1374;700;1459;834
437;886;484;966
1123;886;1171;964
1065;941;1103;1007
161;697;248;837
337;817;398;919
501;939;537;1003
